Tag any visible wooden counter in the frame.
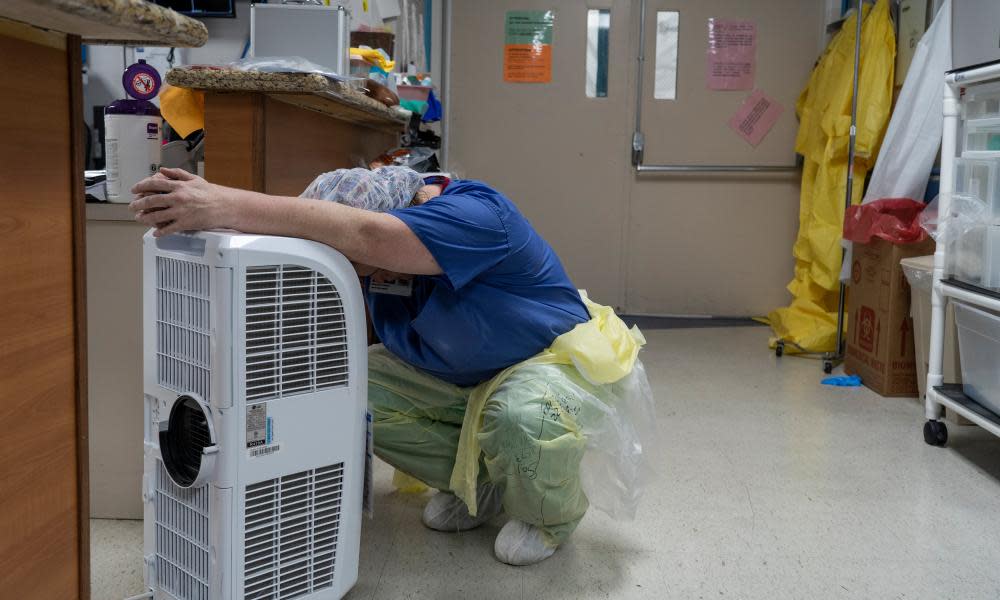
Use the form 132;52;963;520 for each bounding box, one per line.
166;67;408;195
0;3;205;599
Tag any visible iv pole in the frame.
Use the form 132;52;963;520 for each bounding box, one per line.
826;0;865;373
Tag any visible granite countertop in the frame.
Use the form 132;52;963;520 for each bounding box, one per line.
167;67;409;133
0;0;207;47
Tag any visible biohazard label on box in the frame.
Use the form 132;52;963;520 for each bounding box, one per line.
845;238;934;397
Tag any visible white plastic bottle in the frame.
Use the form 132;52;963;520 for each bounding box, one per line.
104;60;162;203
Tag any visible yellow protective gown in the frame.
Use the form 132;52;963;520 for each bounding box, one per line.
450;294;646;516
767;0;895;353
369;293;651;545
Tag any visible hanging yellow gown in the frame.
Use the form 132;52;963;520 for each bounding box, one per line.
767;0;895;353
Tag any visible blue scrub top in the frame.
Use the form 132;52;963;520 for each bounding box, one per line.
366;180;589;387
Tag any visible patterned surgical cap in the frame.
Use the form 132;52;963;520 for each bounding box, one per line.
299;166;424;212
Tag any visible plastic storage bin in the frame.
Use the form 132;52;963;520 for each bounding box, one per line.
902;257;963;396
947;223;1000;290
955;157;1000;215
947;158;1000;289
963;119;1000;154
962;82;1000;155
954;302;1000;416
963;81;1000;120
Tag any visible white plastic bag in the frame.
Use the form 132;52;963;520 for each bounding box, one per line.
840;0;952;283
862;0;952;204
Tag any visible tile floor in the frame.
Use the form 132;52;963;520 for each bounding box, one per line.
92;327;1000;600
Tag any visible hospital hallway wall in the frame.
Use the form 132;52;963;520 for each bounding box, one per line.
448;0;824;317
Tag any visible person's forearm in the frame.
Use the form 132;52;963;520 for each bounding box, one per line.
220;186;439;275
130;168;437;274
224;188;377;261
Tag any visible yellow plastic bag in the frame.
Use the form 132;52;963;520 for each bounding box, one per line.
450;293;646;515
350;47;396;72
392;470;430;494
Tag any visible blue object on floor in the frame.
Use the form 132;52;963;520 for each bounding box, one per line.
422;89;442;123
821;374;862;387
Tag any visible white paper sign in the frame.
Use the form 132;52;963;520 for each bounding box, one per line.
654;12;679;100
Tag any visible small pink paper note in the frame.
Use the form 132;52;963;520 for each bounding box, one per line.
728;90;783;147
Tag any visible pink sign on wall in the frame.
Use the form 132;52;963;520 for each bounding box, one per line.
728;89;783;147
707;18;756;91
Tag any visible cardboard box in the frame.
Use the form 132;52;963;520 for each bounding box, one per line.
845;238;936;397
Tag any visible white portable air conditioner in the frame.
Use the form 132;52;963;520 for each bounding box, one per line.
141;231;367;600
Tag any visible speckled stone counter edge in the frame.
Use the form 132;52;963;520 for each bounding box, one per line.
37;0;208;46
166;67;409;127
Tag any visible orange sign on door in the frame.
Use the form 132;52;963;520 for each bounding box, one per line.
503;10;554;83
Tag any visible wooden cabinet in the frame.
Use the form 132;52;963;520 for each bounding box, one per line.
0;3;205;597
203;92;402;196
0;24;89;600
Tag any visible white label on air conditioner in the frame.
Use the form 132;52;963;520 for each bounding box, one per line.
249;444;280;458
246;403;274;449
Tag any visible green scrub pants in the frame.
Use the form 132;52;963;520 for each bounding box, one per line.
368;345;604;545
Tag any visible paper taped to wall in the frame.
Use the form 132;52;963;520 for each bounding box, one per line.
504;10;554;83
707;18;756;91
654;11;679;100
727;89;783;146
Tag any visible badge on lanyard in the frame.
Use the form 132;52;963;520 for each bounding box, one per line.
369;277;414;297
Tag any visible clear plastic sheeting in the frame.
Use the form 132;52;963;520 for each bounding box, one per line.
921;193;990;285
368;346;656;546
368;292;656;545
226;56;354;82
919;193;987;244
577;359;656;521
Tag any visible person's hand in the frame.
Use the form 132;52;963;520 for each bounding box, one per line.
129;167;233;237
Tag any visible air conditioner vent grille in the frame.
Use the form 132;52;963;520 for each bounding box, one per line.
245;265;348;402
243;464;344;600
156;257;212;401
154;460;210;600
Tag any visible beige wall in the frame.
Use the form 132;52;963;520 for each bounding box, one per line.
451;0;632;307
449;0;825;316
87;211;145;518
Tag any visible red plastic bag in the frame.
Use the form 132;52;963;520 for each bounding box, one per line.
843;198;929;244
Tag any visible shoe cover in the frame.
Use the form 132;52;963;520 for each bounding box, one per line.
421;485;502;532
494;520;557;566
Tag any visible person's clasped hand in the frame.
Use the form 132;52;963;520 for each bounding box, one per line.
130;167;233;237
